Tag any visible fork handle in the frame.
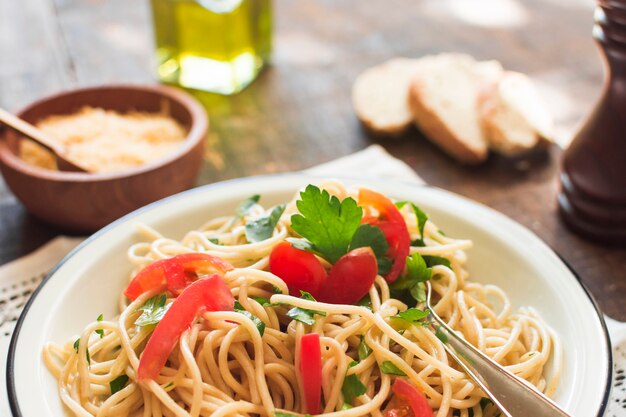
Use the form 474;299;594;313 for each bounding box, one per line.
429;311;571;417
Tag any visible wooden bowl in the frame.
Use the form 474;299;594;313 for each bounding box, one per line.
0;84;208;233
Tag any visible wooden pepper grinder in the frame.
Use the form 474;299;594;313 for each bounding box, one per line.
558;0;626;244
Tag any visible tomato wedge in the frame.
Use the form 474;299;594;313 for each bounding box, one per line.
299;333;323;414
359;189;410;283
317;247;377;305
125;253;233;300
270;242;327;297
383;379;433;417
137;274;234;380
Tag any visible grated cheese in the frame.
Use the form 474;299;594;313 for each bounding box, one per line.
18;106;187;173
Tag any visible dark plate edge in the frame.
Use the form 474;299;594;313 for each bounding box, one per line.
5;173;613;416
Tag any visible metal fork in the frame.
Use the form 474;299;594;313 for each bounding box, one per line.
425;281;571;417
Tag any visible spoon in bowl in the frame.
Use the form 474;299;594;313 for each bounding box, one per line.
0;107;89;172
425;281;571;417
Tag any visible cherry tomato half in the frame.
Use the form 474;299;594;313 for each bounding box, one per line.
383;379;433;417
124;253;233;301
137;274;234;380
317;247;378;305
269;242;327;297
359;189;410;283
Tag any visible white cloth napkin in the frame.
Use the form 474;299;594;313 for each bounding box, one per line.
1;144;624;416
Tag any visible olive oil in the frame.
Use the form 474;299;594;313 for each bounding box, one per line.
151;0;272;95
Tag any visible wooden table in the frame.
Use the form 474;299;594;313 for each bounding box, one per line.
1;0;624;320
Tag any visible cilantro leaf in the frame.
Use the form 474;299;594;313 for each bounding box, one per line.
73;338;90;365
380;361;406;376
109;374;129;395
291;185;363;263
358;336;372;360
245;204;286;243
286;291;327;325
342;361;366;404
234;301;266;336
349;224;390;275
236;195;260;218
96;314;104;338
423;255;451;269
135;294;170;327
396;201;429;245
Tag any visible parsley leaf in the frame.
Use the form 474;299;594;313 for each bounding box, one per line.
380;361;406;376
135;294;170;327
208;238;220;245
236;194;260;218
245;204;286;243
291;185;363;264
73;338;90;365
396;201;429;245
96;314;104;338
109;374;129;395
390;253;432;303
286;291;327;325
349;224;390;275
342;361;366;404
234;301;266;336
393;308;430;324
358;336;372;360
423;255;451;269
435;326;448;343
275;413;313;417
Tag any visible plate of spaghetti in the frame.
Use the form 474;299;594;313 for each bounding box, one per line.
7;175;611;417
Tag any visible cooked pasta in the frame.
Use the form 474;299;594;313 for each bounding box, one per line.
43;181;561;417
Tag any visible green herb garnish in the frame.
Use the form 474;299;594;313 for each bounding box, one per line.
234;301;266;336
393;308;430;324
423;255;451;269
73;338;90;365
290;185;363;263
390;253;432;303
236;194;260;218
286;291;327;325
109;374;129;395
245;204;286;242
380;361;406;376
396;201;429;246
342;361;366;404
358;335;372;361
435;326;449;344
349;223;391;275
95;314;104;338
135;294;170;327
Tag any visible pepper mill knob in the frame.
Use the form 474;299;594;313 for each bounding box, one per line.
558;0;626;244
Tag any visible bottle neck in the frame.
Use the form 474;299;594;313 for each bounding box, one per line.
594;2;626;70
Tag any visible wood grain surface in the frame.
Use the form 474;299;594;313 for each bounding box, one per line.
0;0;624;319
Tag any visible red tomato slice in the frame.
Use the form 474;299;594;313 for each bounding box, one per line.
137;274;234;380
124;253;233;300
359;189;410;283
269;242;327;297
299;333;323;414
383;379;434;417
317;247;378;304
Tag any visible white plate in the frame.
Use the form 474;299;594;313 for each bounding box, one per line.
6;174;612;416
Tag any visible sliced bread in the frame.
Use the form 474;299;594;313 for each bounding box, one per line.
478;71;553;156
408;54;503;164
352;58;426;136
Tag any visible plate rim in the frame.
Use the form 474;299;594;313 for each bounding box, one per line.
5;172;614;416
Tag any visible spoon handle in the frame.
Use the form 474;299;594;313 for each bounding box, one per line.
427;307;570;417
0;107;64;154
